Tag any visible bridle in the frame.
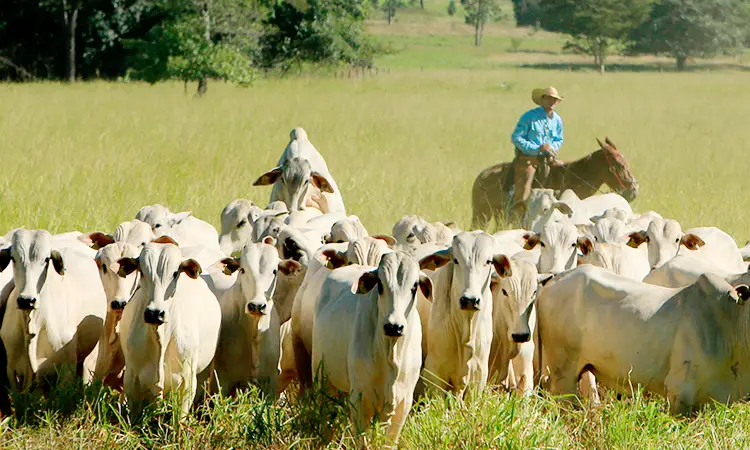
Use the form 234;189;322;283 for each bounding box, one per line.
601;148;628;191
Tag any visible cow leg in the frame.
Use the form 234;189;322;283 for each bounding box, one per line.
124;368;143;417
511;342;535;395
292;332;312;396
386;397;412;446
578;369;601;405
349;390;374;443
81;342;99;386
181;372;198;419
665;363;696;416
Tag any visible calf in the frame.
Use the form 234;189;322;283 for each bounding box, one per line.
213;243;301;397
0;229;105;391
312;252;430;444
118;236;221;417
418;231;506;398
136;204;220;250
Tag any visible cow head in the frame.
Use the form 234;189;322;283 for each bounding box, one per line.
419;231;506;313
597;137;639;202
324;216;369;244
96;242;141;312
524;220;580;275
219;199;263;256
355;251;431;338
321;236;393;270
0;229;65;311
627;218;704;270
494;257;540;343
253;157;334;212
136;204;192;238
219;243;301;318
117;236;201;326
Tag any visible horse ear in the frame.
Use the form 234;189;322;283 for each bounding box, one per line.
604;137;617;149
596;137;604;148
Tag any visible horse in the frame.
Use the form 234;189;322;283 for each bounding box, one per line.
471;137;639;230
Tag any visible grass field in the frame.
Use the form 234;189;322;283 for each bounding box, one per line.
2;0;750;448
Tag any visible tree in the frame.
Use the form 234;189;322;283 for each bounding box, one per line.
460;0;503;46
628;0;747;70
511;0;541;27
539;0;653;73
126;1;256;95
258;0;381;71
447;0;456;16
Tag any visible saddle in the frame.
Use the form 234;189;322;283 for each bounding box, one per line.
502;151;555;201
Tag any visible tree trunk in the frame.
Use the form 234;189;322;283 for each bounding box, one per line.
420;0;424;8
387;2;393;24
62;0;80;83
676;55;687;71
197;1;211;97
474;19;482;46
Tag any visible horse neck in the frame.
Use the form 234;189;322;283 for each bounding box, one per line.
555;150;607;198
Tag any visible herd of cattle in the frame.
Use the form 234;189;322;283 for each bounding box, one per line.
3;126;750;444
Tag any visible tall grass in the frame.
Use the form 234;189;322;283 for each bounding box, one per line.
1;70;749;240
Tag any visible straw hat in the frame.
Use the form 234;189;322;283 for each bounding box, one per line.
532;86;563;105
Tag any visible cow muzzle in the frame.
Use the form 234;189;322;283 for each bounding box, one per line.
17;295;37;310
110;298;128;311
511;332;531;343
459;296;481;311
144;308;166;325
383;323;404;337
246;302;267;317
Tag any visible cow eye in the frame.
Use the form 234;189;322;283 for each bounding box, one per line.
273;269;277;276
675;238;679;243
173;271;179;279
411;282;418;295
571;243;577;248
502;289;508;296
540;242;546;248
486;260;492;265
155;224;162;229
336;240;345;244
44;257;50;264
237;219;247;228
453;258;458;265
240;268;246;274
101;264;108;273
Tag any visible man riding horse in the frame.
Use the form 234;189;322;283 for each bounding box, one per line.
509;86;564;215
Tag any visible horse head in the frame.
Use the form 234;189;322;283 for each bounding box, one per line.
596;137;639;202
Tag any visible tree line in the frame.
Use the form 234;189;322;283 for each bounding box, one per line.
511;0;750;72
0;0;382;93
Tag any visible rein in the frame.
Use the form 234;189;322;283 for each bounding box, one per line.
542;149;625;196
602;149;627;190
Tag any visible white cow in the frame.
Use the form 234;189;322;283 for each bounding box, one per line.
557;189;633;224
489;254;542;394
254;127;346;214
643;254;737;288
136;204;221;251
627;219;746;273
523;219;580;275
0;229;106;391
312;252;429;444
118;236;221;417
417;231;506;398
291;238;391;394
537;264;750;415
92;241;141;389
324;216;369;244
577;235;650;281
219;199;264;256
392;214;456;255
79;220;156;251
213;243;301;397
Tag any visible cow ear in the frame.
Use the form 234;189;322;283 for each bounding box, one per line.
311;172;334;193
680;234;706;251
278;259;302;276
219;257;241;275
117;257;139;278
254;167;283;186
354;270;379;295
577;237;593;256
552;202;573;217
321;249;348;270
371;234;397;248
78;232;115;250
262;236;277;246
538;274;554;286
135;205;153;221
0;247;11;272
492;254;512;278
626;231;649;248
735;285;750;305
180;259;202;279
418;273;433;300
152;235;179;246
170;211;191;226
50;250;65;275
523;233;541;250
419;248;453;271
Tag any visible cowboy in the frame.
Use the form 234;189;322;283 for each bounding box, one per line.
510;86;564;213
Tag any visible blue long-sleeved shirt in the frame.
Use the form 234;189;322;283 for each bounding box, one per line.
511;107;564;156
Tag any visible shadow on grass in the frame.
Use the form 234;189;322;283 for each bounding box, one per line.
517;61;750;73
